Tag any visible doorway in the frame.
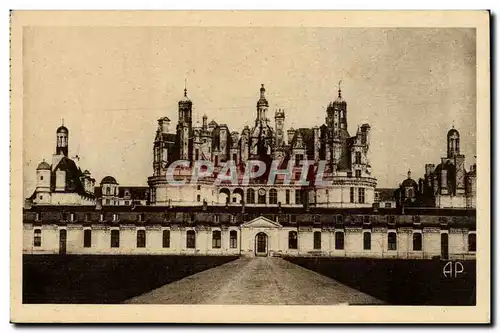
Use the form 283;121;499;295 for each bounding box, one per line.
255;232;268;257
59;229;67;255
441;233;449;260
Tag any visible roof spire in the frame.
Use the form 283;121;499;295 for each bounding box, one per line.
62;117;64;126
184;78;187;97
338;80;342;98
408;169;411;179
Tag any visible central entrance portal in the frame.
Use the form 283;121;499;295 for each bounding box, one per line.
255;232;268;257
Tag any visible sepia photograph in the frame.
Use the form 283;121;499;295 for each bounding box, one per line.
10;10;490;323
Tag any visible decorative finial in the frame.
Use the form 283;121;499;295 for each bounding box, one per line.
184;78;187;97
62;117;64;126
452;120;455;129
338;80;342;98
408;170;411;179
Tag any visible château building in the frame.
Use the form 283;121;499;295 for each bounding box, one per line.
148;84;377;208
23;81;476;260
27;125;96;206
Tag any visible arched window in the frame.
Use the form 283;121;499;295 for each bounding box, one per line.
137;230;146;248
363;232;371;250
111;230;120;248
468;233;476;252
246;188;255;204
83;229;92;248
313;231;321;250
212;230;221;249
162;230;170;248
335;231;344;250
33;229;41;247
288;231;298;249
258;188;266;204
413;233;422;251
230;230;237;248
388;232;397;251
186;230;196;249
269;189;278;205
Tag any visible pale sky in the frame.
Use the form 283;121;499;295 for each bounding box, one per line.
23;27;476;197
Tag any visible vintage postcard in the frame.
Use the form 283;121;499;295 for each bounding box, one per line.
10;11;490;323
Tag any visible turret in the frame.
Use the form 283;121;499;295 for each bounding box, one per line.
56;123;69;156
256;84;269;123
447;126;460;158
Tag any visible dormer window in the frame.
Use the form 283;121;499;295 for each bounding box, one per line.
138;213;145;222
70;213;75;222
99;213;104;222
35;213;41;221
113;213;119;222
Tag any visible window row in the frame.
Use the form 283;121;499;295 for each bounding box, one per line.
32;229;238;249
31;229;477;253
285;231;477;252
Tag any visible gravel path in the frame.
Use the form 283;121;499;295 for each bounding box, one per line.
124;257;384;305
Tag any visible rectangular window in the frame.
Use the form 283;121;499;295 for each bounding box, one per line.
33;229;42;247
355;170;361;178
358;188;365;204
111;230;120;248
468;233;476;252
347;171;352;178
197;194;201;202
295;190;302;205
35;213;41;221
363;232;371;250
413;232;422;251
285;190;290;204
105;199;110;205
388;232;397;251
230;230;237;248
335;232;344;250
232;153;237;161
137;230;146;248
288;231;298;249
350;187;355;203
186;230;196;249
113;213;119;222
355;152;362;164
83;229;92;248
313;231;321;250
151;188;156;203
162;230;170;248
212;230;222;249
195;149;199;160
70;213;75;221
